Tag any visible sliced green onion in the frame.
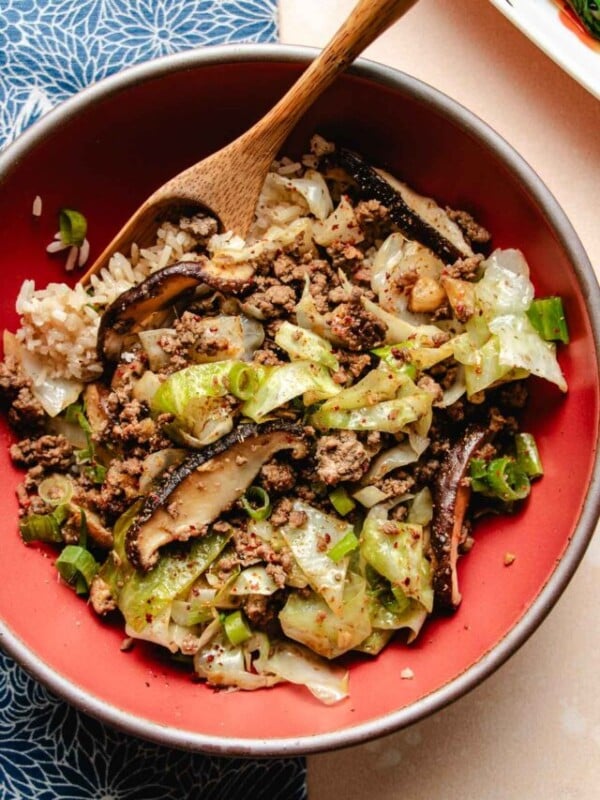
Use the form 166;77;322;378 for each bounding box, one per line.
20;513;63;544
223;610;252;646
526;297;569;344
241;486;271;521
328;486;356;517
515;432;544;478
327;530;359;563
84;463;107;484
78;508;88;549
56;545;99;595
51;504;70;527
470;457;530;502
228;363;259;400
59;208;87;246
38;474;73;507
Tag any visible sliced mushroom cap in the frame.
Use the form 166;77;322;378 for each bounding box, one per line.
125;420;307;571
97;259;255;366
430;424;490;610
337;148;472;264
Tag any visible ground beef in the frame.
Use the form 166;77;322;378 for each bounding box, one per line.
315;430;377;485
326;241;365;274
375;471;416;498
89;575;117;615
94;458;143;521
442;254;484;281
328;289;386;351
270;497;293;527
446;208;491;246
354;199;392;244
242;283;297;319
417;374;444;405
10;434;74;471
242;594;280;630
260;460;296;493
159;311;231;368
0;356;26;401
252;347;286;367
0;355;45;432
178;214;219;246
332;351;372;385
272;253;307;285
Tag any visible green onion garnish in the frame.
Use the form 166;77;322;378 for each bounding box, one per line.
470;457;531;503
223;610;252;646
327;530;359;563
241;486;271;521
38;474;73;507
228;363;259;401
19;512;63;544
515;433;544;478
328;486;356;516
65;402;105;483
59;208;87;247
56;545;99;595
526;297;569;344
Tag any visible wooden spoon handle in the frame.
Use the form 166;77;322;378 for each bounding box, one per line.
239;0;419;155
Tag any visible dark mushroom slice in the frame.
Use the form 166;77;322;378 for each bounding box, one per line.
337;148;473;264
126;420;307;571
97;259;255;365
430;424;491;610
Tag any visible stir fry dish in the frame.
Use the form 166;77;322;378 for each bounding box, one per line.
0;137;569;704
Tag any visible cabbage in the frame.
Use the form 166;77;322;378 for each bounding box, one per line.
360;510;434;613
260;641;349;704
241;360;340;421
194;633;349;703
267;169;334;221
407;487;434;526
280;500;353;615
313;195;364;246
295;275;343;343
363;440;425;484
230;567;279;597
118;530;231;639
489;314;568;392
476;249;533;316
451;249;568;395
194;634;280;690
371;232;445;323
14;341;83;417
274;320;339;370
311;392;433;435
375;338;455;370
279;573;372;659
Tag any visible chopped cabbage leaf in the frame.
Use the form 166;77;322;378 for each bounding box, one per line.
279;573;372;659
280;500;353;615
275;320;339;370
360;512;434;613
241;360;340;421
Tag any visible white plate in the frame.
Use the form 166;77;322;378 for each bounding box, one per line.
488;0;600;99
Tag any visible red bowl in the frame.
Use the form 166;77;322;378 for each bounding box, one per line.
0;46;598;755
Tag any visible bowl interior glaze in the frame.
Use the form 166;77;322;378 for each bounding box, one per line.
0;48;598;755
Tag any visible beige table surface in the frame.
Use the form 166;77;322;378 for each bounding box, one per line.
279;1;600;797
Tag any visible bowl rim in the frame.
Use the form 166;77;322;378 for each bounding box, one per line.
0;43;599;757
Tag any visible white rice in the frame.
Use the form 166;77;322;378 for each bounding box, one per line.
15;139;338;385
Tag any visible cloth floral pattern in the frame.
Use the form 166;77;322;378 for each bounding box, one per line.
0;0;278;147
0;1;307;798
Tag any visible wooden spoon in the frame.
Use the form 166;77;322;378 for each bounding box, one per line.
82;0;419;283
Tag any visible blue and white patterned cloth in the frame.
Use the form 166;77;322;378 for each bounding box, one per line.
0;2;307;798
